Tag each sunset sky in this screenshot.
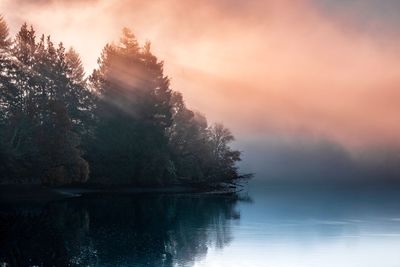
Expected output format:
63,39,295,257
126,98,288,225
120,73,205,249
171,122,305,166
3,0,400,180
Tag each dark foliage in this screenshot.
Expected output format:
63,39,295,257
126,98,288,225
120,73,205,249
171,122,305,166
0,18,243,187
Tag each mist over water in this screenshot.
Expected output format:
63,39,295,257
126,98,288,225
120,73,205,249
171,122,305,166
238,134,400,185
2,186,400,267
196,184,400,267
1,1,400,266
3,0,400,185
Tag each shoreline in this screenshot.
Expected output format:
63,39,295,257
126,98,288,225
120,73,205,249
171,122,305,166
0,184,240,203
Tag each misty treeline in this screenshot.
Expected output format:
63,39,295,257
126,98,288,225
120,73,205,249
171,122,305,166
0,17,243,186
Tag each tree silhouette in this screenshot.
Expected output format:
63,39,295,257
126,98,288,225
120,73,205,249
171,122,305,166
0,18,243,187
0,21,90,184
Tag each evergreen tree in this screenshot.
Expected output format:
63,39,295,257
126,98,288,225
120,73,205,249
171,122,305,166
0,16,12,180
0,20,40,183
39,100,89,185
13,23,36,65
65,47,95,137
65,47,85,84
0,19,244,187
0,15,11,49
0,15,12,123
168,92,210,182
0,22,90,184
89,28,174,185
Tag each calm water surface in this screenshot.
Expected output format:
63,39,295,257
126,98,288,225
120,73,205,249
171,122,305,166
1,185,400,266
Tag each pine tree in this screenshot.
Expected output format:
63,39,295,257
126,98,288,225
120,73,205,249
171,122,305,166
39,100,89,185
0,15,12,181
1,23,91,184
64,47,95,137
65,47,85,84
0,15,11,49
168,92,210,182
13,23,36,65
0,21,243,187
0,22,42,183
89,28,174,185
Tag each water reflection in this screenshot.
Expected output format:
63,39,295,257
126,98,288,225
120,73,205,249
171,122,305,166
3,186,400,267
0,193,243,266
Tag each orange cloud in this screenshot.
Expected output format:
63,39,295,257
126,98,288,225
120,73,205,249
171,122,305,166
2,0,400,150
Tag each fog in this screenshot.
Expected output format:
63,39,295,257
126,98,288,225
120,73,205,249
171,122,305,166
238,134,400,185
3,0,400,183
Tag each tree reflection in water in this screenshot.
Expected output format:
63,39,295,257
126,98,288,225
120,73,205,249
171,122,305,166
0,193,245,266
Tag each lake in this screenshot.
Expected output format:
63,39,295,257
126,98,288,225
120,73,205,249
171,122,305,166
1,184,400,266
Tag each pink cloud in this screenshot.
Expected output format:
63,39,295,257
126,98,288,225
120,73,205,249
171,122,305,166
2,0,400,149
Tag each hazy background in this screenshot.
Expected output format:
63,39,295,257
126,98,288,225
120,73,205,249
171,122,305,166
3,0,400,184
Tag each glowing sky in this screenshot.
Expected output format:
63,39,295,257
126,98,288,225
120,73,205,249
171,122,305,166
2,0,400,151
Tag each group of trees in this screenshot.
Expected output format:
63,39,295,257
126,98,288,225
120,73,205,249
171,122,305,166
0,16,242,186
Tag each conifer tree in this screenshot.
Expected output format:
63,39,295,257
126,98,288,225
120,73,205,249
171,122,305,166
89,28,174,185
0,15,11,49
39,100,89,185
168,92,210,182
1,22,90,184
0,20,243,187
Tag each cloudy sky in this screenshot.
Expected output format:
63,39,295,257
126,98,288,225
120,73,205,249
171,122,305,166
2,0,400,181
